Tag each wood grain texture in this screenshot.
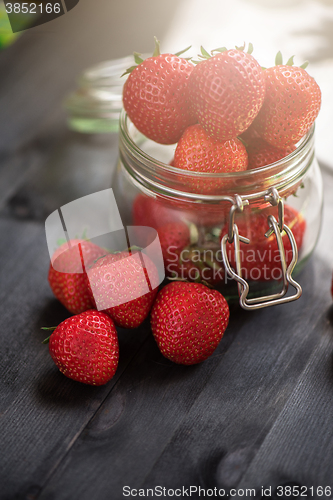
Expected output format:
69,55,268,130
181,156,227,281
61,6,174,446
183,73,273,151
35,171,333,500
0,219,154,500
37,263,332,500
2,131,119,221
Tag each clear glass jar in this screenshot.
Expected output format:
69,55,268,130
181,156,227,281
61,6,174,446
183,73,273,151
112,110,323,309
64,56,134,134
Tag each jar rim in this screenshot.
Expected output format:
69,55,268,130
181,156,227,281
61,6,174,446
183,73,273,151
119,110,315,202
120,110,314,177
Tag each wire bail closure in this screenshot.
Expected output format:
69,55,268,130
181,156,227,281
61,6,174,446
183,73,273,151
221,188,302,310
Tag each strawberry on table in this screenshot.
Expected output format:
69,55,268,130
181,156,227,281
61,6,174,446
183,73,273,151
48,239,106,315
87,250,159,329
48,310,119,386
150,281,229,365
174,123,248,194
188,46,265,142
221,204,306,281
122,38,196,144
251,54,321,148
246,137,296,170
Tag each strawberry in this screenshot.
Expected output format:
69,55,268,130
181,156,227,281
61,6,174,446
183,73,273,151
133,193,227,230
87,250,159,329
122,38,196,144
221,204,306,281
157,221,190,276
188,47,265,142
132,194,183,229
48,239,106,315
246,137,296,170
48,310,119,386
174,124,248,194
251,60,321,148
150,281,229,365
185,203,229,228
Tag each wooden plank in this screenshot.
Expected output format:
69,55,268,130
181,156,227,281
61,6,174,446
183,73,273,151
35,259,331,500
36,311,245,500
138,274,333,496
236,330,333,493
0,149,42,213
0,217,151,499
35,175,333,499
1,131,119,221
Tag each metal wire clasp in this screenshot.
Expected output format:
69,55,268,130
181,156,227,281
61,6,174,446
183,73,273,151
221,189,302,310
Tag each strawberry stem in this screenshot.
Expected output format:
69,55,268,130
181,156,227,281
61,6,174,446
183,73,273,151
235,42,246,51
247,42,254,55
133,52,144,64
286,55,295,66
128,245,142,255
174,45,192,57
42,335,52,344
121,66,137,77
211,47,227,54
275,51,283,65
153,36,160,57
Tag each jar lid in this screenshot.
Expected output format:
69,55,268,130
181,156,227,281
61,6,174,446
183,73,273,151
64,55,135,134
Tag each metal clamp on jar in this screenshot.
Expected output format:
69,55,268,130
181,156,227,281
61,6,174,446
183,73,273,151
112,112,323,310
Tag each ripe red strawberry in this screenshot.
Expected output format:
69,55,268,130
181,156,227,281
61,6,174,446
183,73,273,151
48,310,119,386
150,281,229,365
185,203,229,228
246,137,296,169
132,194,183,229
122,40,196,144
48,239,106,315
188,48,265,141
221,204,306,281
251,64,321,148
87,250,159,328
174,124,248,194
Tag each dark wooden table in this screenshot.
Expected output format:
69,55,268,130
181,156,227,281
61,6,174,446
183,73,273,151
1,2,333,499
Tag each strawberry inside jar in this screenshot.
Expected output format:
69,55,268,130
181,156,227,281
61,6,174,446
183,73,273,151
113,43,323,308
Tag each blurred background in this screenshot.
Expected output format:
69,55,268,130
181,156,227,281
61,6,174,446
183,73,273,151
0,0,332,186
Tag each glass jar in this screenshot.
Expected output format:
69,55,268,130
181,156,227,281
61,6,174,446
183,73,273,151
112,110,323,309
65,56,134,134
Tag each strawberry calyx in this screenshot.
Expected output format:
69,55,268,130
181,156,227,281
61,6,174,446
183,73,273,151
192,42,254,64
41,326,57,344
274,50,308,69
121,37,192,77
